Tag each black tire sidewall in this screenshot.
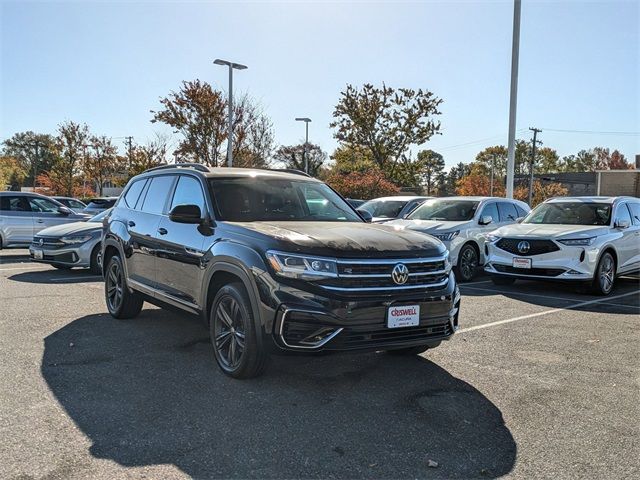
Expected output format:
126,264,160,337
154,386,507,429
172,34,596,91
592,252,615,295
456,244,478,282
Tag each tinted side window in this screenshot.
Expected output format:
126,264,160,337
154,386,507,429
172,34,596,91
480,202,498,222
616,203,632,225
0,196,30,212
69,200,86,209
515,205,528,217
29,197,61,213
497,202,518,222
124,179,147,209
627,203,640,226
170,176,205,213
140,176,175,215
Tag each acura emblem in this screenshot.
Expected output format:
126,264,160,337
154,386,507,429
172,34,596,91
517,241,530,254
391,263,409,285
38,238,44,246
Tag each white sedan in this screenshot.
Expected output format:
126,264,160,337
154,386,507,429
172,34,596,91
484,196,640,295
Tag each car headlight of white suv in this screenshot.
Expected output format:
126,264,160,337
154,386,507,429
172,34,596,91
557,237,596,246
432,230,459,242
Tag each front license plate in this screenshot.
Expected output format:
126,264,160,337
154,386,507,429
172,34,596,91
33,249,43,260
512,257,531,269
387,304,420,328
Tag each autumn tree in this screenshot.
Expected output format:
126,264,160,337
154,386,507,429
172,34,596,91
325,170,400,200
455,173,505,197
594,147,633,170
53,121,91,197
2,132,58,186
330,83,442,172
231,99,275,168
514,180,568,207
0,156,28,190
128,134,170,178
417,149,444,195
273,143,327,177
330,144,376,174
84,136,122,195
561,150,597,172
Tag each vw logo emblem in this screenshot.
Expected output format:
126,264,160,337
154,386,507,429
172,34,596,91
391,263,409,285
517,240,530,254
38,238,44,246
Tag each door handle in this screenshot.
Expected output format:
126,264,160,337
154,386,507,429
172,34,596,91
37,219,44,223
157,228,168,235
128,221,136,227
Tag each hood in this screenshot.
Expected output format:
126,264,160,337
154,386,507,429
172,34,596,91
492,223,610,239
226,221,445,258
384,218,472,234
36,221,101,237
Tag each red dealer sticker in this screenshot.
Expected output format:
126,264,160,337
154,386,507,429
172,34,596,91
387,304,420,328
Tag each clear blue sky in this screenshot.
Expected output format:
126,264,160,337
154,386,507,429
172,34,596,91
1,0,638,168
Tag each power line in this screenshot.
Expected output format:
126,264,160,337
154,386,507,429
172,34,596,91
437,129,528,151
540,128,640,136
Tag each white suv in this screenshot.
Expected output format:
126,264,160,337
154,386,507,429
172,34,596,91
484,196,640,295
385,196,530,281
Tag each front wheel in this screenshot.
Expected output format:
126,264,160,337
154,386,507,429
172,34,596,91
591,252,616,296
455,244,479,282
89,244,102,275
104,254,143,319
210,283,267,379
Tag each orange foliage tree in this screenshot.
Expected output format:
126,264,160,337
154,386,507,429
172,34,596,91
514,181,568,207
325,170,400,200
35,172,95,198
455,174,505,197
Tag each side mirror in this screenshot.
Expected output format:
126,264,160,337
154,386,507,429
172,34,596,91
57,206,72,216
479,215,493,226
169,204,202,224
614,218,630,229
356,208,373,223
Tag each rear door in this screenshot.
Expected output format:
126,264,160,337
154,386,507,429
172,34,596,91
28,196,77,234
155,174,208,311
0,195,34,245
126,175,176,290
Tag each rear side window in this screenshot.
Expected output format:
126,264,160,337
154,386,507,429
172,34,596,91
141,176,175,215
515,205,528,217
497,202,518,222
627,203,640,226
0,196,30,212
479,202,498,222
170,176,205,213
123,179,147,209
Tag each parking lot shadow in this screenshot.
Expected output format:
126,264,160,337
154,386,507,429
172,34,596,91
9,269,101,284
42,310,516,479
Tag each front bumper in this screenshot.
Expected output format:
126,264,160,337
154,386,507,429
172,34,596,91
29,238,99,268
268,272,460,352
484,240,599,281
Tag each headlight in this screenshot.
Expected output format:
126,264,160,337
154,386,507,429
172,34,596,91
431,230,459,242
266,251,338,280
486,234,500,243
60,234,94,244
558,237,596,246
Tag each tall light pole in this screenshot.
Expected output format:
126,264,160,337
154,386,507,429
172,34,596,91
295,117,311,174
506,0,522,198
214,59,248,167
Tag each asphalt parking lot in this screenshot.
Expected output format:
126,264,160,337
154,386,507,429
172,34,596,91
1,248,638,479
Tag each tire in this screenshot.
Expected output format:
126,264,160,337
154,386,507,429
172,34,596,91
210,283,267,379
89,244,102,275
105,254,143,319
591,252,616,296
387,341,441,356
455,244,479,282
491,275,516,286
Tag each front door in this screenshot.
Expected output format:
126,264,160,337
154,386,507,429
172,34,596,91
155,174,209,311
28,196,76,234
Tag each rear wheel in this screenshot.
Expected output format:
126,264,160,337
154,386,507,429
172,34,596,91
455,244,478,282
591,252,615,296
491,275,516,286
105,254,143,319
387,342,441,356
210,283,267,379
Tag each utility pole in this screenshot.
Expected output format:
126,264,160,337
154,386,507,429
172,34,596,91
124,136,134,173
31,140,41,190
528,127,542,206
506,0,522,199
214,59,248,167
490,155,495,197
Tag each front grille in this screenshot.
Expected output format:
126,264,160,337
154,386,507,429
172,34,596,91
496,238,559,256
319,257,449,292
32,236,65,249
493,264,565,277
330,322,453,350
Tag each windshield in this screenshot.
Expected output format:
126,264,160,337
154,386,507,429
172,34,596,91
524,202,612,225
89,208,112,223
360,199,408,218
209,177,362,222
409,199,479,221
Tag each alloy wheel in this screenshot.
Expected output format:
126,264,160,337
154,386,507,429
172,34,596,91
213,296,246,370
106,261,123,312
459,246,478,280
599,255,614,293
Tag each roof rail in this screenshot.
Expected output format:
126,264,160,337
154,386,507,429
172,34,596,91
147,163,210,173
267,168,311,177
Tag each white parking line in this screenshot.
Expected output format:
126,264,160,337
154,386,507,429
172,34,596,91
52,275,101,282
0,265,49,272
458,290,640,334
459,285,584,303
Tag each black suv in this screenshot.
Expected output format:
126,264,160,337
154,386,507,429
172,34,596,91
102,164,460,378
